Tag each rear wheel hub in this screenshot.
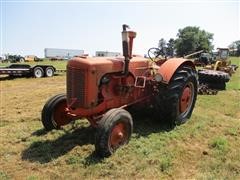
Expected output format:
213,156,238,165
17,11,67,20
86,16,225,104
180,82,194,114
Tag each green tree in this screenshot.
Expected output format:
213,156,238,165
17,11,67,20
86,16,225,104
228,40,240,56
175,26,214,56
158,38,167,56
167,38,175,56
158,38,175,57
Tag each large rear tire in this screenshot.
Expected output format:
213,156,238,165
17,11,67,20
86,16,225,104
155,65,198,126
198,69,230,91
41,94,71,131
198,69,230,83
95,108,133,157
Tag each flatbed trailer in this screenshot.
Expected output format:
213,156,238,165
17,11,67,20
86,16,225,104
0,64,59,78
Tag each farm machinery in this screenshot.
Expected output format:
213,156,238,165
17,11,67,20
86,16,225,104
147,48,229,94
41,25,198,157
203,48,238,75
181,48,238,94
2,54,25,63
0,64,56,78
187,48,237,74
197,48,238,94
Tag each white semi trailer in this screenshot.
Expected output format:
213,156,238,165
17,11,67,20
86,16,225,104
44,48,84,59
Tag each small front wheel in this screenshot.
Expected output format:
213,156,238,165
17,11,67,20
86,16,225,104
95,108,133,157
41,94,71,131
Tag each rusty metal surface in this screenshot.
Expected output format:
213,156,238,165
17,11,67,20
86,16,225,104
158,58,195,83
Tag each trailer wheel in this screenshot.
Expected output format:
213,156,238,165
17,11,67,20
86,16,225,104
45,67,54,77
155,65,198,126
95,108,133,157
19,58,25,63
41,94,71,131
33,67,44,78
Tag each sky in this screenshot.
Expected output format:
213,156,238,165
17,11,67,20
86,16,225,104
0,0,239,58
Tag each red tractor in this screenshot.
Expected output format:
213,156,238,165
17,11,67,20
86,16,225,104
41,25,198,157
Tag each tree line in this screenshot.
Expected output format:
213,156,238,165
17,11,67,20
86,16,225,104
158,26,239,57
228,40,240,56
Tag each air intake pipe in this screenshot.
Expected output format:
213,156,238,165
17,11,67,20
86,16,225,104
122,24,136,75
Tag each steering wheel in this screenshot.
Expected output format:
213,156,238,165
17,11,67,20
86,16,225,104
148,47,161,62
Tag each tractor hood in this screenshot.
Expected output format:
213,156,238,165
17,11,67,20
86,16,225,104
67,56,149,75
68,57,124,73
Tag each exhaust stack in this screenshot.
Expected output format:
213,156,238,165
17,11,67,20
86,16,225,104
122,24,136,75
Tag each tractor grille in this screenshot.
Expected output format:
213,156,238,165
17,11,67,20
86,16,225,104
67,67,86,108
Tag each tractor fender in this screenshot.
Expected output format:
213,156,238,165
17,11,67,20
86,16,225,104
158,58,195,84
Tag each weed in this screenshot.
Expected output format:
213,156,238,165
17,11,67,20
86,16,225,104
210,137,228,151
226,127,239,136
66,155,83,165
26,175,38,180
0,171,10,180
159,155,173,172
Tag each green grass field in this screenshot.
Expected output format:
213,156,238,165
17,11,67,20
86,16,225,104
0,57,239,179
